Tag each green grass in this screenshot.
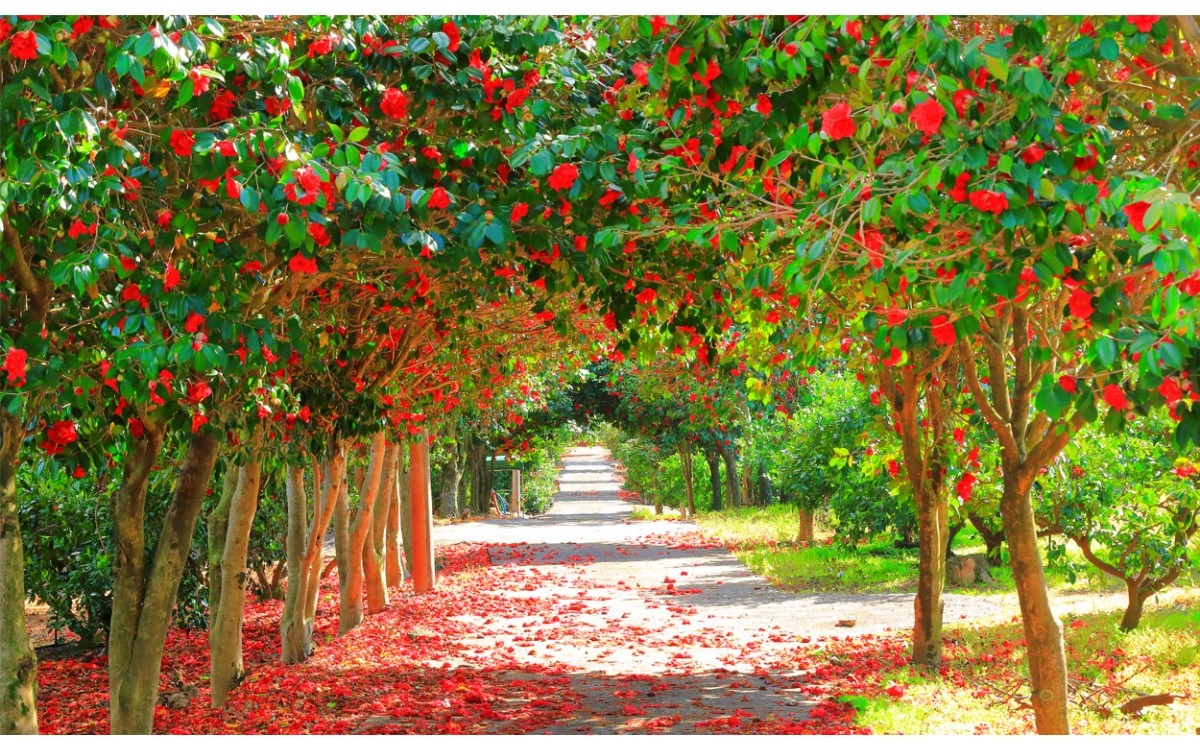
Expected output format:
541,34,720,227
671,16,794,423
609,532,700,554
628,506,682,521
852,597,1200,734
692,505,1198,597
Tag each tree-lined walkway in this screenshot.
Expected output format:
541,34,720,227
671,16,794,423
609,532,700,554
429,446,1001,733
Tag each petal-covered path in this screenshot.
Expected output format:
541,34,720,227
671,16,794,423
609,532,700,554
37,446,997,734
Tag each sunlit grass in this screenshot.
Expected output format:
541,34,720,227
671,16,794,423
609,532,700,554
853,597,1200,734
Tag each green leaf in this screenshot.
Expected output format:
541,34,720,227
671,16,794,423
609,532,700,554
348,126,369,143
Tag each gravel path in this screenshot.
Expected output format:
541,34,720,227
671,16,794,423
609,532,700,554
434,446,1006,638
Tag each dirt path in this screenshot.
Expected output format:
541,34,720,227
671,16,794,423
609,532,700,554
429,446,1005,733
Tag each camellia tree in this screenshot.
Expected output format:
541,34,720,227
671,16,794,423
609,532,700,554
594,14,1200,734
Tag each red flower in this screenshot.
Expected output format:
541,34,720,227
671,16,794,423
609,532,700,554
511,203,529,223
844,20,862,42
191,412,208,432
47,420,78,446
1123,201,1157,232
756,94,772,117
951,89,976,118
380,87,408,119
308,223,331,247
1102,383,1129,411
1059,375,1077,394
3,347,28,387
636,288,657,305
968,189,1008,215
949,172,971,202
163,263,182,292
8,30,38,61
1127,16,1160,33
187,381,212,404
1067,287,1094,319
955,472,977,501
632,62,649,86
547,163,578,192
184,312,206,333
289,253,318,275
168,129,196,157
442,21,461,53
820,102,856,140
68,219,97,239
1159,378,1183,404
428,186,451,209
883,348,902,367
930,315,955,346
1022,144,1046,164
910,98,946,135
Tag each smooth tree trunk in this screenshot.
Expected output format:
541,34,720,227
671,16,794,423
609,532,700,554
399,453,414,572
206,470,240,633
797,507,815,543
438,427,463,518
0,411,37,734
999,470,1069,733
109,429,220,735
385,454,405,587
718,443,741,508
340,433,387,634
209,457,263,707
678,445,695,519
969,512,1006,567
364,442,399,615
706,451,722,511
280,445,347,664
409,433,435,593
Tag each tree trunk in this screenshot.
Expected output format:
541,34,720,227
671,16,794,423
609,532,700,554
797,507,815,543
438,427,463,518
968,511,1006,567
109,430,219,734
999,469,1070,734
410,433,435,594
1121,581,1149,631
209,457,263,707
718,443,741,508
0,411,37,734
758,462,771,506
706,451,722,511
340,432,386,634
281,444,347,664
911,491,949,666
399,453,414,572
945,522,964,559
280,465,309,664
678,445,695,519
365,442,398,615
206,469,239,636
386,451,405,586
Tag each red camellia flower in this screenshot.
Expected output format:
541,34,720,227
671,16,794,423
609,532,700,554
955,472,977,501
1022,144,1046,164
163,263,182,292
1067,287,1094,319
187,381,213,404
3,347,28,387
1159,377,1183,404
511,202,529,223
8,30,38,61
289,253,318,275
428,186,451,209
169,129,196,157
632,62,649,86
1127,16,1160,33
930,315,955,346
757,94,772,117
1059,375,1077,394
442,21,461,52
636,288,657,305
191,412,208,432
909,98,946,135
820,102,856,140
380,87,408,119
128,417,145,438
968,189,1009,214
308,223,331,247
47,420,78,446
1122,201,1156,232
949,172,971,202
1102,383,1129,410
547,163,579,192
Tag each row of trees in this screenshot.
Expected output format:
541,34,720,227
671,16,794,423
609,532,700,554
3,14,1199,735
